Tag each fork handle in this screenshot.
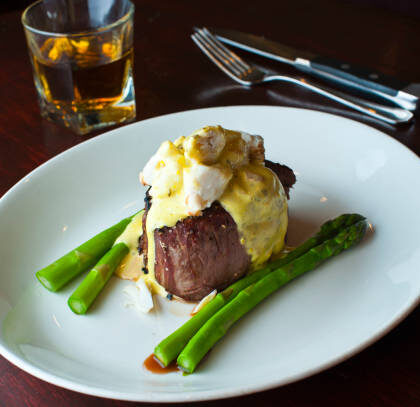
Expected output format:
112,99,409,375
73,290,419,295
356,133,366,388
263,75,413,125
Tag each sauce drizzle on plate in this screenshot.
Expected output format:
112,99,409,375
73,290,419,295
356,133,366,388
143,354,180,374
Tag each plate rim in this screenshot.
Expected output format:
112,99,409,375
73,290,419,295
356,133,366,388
1,105,419,402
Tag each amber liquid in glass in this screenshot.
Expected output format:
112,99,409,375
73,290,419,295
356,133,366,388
31,40,135,134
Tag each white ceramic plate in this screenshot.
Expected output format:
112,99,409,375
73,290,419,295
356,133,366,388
1,106,420,402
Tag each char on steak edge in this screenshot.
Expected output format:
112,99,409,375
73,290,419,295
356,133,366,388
139,161,295,301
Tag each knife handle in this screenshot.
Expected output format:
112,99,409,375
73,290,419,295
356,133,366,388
309,56,409,97
264,74,413,125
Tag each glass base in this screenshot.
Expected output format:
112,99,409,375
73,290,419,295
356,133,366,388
38,77,136,136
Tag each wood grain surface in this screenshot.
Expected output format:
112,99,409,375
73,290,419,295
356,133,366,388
1,0,420,406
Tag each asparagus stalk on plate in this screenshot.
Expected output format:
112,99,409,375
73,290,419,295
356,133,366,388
154,213,366,367
68,242,129,314
67,209,145,314
36,212,139,292
176,218,367,373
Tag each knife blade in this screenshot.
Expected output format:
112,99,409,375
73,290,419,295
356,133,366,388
211,28,419,111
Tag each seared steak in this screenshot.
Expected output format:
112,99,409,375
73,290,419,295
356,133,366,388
264,160,296,199
156,203,250,300
139,162,296,301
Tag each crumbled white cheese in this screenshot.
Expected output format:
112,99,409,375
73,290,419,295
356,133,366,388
184,163,231,215
123,278,154,314
184,127,226,165
139,126,266,216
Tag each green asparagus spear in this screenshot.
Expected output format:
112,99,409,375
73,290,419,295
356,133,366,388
176,219,367,373
36,213,138,292
67,242,129,314
154,213,365,367
269,213,365,269
154,267,276,366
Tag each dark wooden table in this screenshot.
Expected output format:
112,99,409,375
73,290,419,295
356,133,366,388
1,1,420,406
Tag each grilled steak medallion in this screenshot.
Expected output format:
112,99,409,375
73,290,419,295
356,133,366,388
139,162,295,301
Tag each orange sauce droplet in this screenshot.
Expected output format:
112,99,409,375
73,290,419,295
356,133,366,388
143,354,180,374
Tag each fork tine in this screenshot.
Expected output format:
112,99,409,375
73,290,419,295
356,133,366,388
201,28,250,72
191,33,243,83
196,28,249,74
193,30,244,77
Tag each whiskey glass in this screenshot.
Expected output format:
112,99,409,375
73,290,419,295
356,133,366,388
22,0,135,135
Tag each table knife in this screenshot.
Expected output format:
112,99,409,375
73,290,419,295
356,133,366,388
211,28,419,111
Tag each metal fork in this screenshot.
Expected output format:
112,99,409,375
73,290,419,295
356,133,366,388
191,28,413,125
